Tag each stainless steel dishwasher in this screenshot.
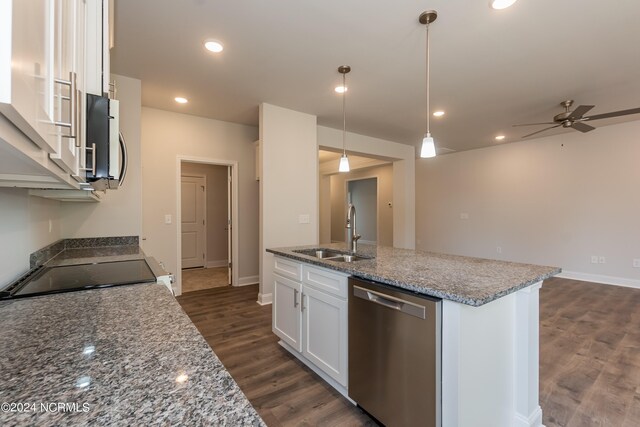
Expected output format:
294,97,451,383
349,277,441,427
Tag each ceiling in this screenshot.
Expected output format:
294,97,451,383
111,0,640,154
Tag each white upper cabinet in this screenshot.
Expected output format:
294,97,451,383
0,0,59,153
49,0,85,176
0,0,110,192
85,0,110,96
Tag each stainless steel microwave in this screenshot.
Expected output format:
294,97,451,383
86,94,127,190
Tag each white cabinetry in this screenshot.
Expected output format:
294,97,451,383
0,0,110,194
0,0,59,153
272,257,349,390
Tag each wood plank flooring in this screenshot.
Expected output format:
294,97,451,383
539,277,640,427
177,284,375,426
178,278,640,427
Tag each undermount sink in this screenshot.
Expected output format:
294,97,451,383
293,248,373,263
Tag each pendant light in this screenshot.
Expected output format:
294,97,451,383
338,65,351,172
419,11,437,158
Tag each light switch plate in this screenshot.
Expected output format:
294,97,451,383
298,214,310,224
165,214,172,224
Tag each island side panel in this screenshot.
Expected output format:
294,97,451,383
442,282,544,427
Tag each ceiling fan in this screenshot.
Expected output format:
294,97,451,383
513,100,640,138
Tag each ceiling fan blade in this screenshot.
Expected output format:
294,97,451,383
571,121,596,133
521,124,562,138
512,122,556,127
569,105,594,120
583,107,640,121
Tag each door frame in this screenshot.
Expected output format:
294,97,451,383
180,173,207,269
176,156,238,295
344,176,379,245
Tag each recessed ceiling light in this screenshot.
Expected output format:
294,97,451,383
490,0,518,10
335,86,347,93
433,111,445,117
174,97,188,104
204,40,224,53
495,135,506,141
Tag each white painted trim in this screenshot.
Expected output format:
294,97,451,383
256,292,272,305
556,271,640,289
206,260,228,268
176,156,239,296
237,275,259,286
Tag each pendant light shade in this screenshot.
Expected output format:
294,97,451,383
338,65,351,172
419,11,438,158
339,154,350,172
420,133,436,158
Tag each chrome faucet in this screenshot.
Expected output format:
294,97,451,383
346,203,362,253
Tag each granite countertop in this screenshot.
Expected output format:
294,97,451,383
45,246,147,267
0,284,264,426
267,243,561,306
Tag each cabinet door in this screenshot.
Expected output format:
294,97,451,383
302,285,348,386
0,0,58,153
273,275,302,352
49,0,82,175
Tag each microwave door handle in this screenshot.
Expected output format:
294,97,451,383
118,132,128,187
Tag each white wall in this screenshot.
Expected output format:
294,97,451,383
317,125,415,249
416,120,640,287
181,162,228,266
141,107,259,290
326,164,394,246
0,189,61,284
61,74,142,238
260,103,318,304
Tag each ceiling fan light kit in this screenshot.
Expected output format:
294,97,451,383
513,99,640,139
419,10,438,159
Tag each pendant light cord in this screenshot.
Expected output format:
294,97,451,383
342,72,347,155
426,21,430,135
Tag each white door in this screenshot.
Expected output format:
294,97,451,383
181,175,206,269
302,285,348,386
227,167,232,284
273,275,302,352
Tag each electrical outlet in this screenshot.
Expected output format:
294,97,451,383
496,246,502,254
633,259,640,268
591,256,598,264
460,213,469,220
164,214,172,224
598,256,606,264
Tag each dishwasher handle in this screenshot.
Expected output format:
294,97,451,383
353,285,426,319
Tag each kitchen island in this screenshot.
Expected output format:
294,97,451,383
267,243,560,427
0,284,264,427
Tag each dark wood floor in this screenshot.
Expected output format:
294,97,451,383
177,284,375,426
539,277,640,427
178,278,640,427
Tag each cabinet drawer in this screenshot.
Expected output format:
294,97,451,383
273,256,302,281
302,265,348,298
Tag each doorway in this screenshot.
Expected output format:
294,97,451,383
347,178,377,244
179,160,233,293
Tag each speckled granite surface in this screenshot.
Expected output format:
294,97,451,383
46,246,146,267
267,244,560,307
30,237,139,268
0,284,264,426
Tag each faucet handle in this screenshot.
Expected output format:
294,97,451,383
354,234,362,241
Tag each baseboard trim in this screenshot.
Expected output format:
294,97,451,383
257,292,272,305
556,271,640,289
237,275,259,286
206,260,228,268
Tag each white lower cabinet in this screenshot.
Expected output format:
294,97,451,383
272,257,349,388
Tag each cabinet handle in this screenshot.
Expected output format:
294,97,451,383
293,289,299,308
54,72,77,141
301,292,306,312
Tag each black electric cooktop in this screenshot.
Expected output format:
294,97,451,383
1,260,156,299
